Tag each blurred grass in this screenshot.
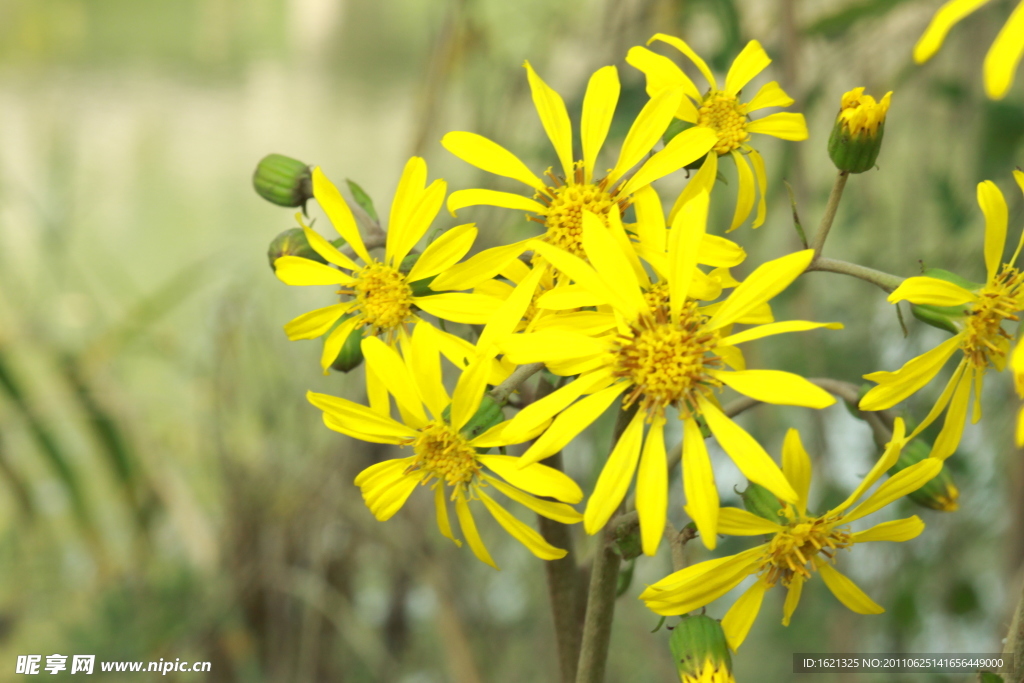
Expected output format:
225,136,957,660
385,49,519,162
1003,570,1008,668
0,0,1021,681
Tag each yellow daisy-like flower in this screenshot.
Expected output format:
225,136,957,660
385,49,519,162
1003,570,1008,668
442,61,717,259
836,88,892,138
307,323,583,569
274,157,516,371
628,34,809,231
642,423,940,650
914,0,1024,99
500,193,840,555
859,172,1024,460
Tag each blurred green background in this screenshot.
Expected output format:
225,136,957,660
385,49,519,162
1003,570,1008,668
0,0,1022,680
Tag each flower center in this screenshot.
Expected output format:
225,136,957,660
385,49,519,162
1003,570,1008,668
697,92,749,155
611,302,721,418
962,266,1023,369
533,165,627,258
407,420,480,489
350,261,414,332
759,515,850,587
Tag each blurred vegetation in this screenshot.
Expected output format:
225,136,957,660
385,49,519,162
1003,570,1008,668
0,0,1021,681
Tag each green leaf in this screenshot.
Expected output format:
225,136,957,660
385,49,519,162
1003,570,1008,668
346,179,379,222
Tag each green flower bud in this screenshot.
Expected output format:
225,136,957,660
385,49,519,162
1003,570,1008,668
328,316,365,373
669,615,734,683
828,88,892,174
888,439,959,511
740,482,784,522
910,268,982,334
253,154,313,208
267,227,326,271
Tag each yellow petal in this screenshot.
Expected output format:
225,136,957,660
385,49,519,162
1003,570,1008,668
929,366,975,461
387,156,427,238
524,61,574,178
619,126,718,196
535,285,604,310
476,264,546,353
728,150,756,232
312,167,372,263
407,224,478,283
583,410,646,534
363,469,423,521
636,416,668,556
283,302,352,340
699,396,798,503
979,180,1009,280
434,484,462,546
748,147,768,229
531,240,642,319
500,330,608,365
649,33,717,90
505,369,616,440
669,190,710,323
365,360,390,416
275,256,353,286
682,415,720,549
887,276,977,306
716,507,784,535
706,249,813,330
446,189,547,218
609,86,685,183
715,369,835,409
985,1,1024,98
455,494,498,569
859,334,963,410
721,578,769,651
625,45,701,102
782,575,804,626
631,184,667,253
429,239,532,292
442,131,545,191
581,211,647,313
414,292,505,325
389,178,446,267
699,233,746,268
320,315,361,373
782,428,812,515
905,360,969,442
478,455,583,503
746,80,795,112
643,547,765,616
722,320,843,347
478,489,567,560
483,475,583,524
409,322,449,419
851,516,925,544
361,336,427,426
521,382,627,467
817,563,884,615
745,112,809,141
828,418,907,516
450,355,491,432
309,390,417,441
725,40,771,95
581,65,621,182
847,461,942,523
302,225,359,270
913,0,991,63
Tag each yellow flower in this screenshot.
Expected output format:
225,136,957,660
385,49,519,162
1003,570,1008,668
500,192,840,555
641,424,940,650
307,323,583,569
914,0,1024,99
836,88,892,138
274,158,519,371
442,61,717,259
681,661,736,683
859,172,1024,460
628,35,808,231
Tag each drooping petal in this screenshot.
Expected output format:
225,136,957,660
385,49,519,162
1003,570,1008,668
782,428,812,515
782,575,804,626
619,126,718,196
682,415,720,548
721,578,769,651
706,249,814,330
483,476,583,524
979,180,1010,280
913,0,991,63
928,366,975,461
360,336,427,426
846,461,943,522
748,147,768,228
274,256,353,286
524,61,574,178
859,334,963,410
581,65,621,182
728,150,756,232
446,189,547,218
407,224,478,283
887,276,978,306
745,112,809,140
985,2,1024,99
722,321,843,347
725,40,771,95
434,484,462,546
850,516,925,544
478,489,567,560
905,360,969,442
636,416,668,556
828,418,907,516
442,131,546,191
455,494,498,569
478,454,583,503
312,167,372,263
583,410,646,534
817,563,884,614
649,33,718,90
283,302,352,340
715,369,835,408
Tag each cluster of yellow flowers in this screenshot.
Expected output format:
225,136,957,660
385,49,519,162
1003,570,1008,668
261,8,1024,678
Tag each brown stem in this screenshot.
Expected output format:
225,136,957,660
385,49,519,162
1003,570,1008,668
490,362,545,405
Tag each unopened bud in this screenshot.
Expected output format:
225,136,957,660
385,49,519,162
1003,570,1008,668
253,154,313,208
828,88,892,173
328,316,365,373
740,482,784,522
888,439,959,511
268,227,326,271
669,615,735,683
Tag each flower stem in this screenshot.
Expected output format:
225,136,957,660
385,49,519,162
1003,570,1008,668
489,362,545,405
805,256,905,293
575,406,637,683
1002,576,1024,683
811,170,849,260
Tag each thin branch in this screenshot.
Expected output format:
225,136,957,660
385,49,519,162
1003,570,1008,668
810,170,848,260
489,362,545,405
664,521,696,573
805,256,905,293
1003,572,1024,683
